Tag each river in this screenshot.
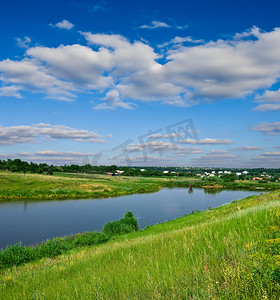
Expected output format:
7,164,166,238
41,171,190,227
0,187,265,249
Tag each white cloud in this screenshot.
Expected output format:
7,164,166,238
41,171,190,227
254,104,280,111
0,123,103,145
235,146,263,151
255,89,280,103
208,149,230,154
180,138,233,145
50,20,74,30
15,36,31,49
126,141,203,155
94,89,134,110
3,27,280,109
254,85,280,111
109,155,174,166
191,153,238,167
251,122,280,135
26,44,113,90
159,36,204,48
106,134,113,139
0,58,76,100
140,21,171,29
0,85,22,98
0,150,101,165
251,152,280,167
261,152,280,156
147,133,182,139
34,150,96,157
89,1,106,12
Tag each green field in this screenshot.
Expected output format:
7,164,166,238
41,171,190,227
0,171,279,201
1,190,280,299
0,171,165,201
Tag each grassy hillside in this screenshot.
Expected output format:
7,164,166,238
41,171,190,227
0,171,279,201
1,191,280,299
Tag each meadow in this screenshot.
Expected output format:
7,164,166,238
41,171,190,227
0,171,279,201
1,190,280,299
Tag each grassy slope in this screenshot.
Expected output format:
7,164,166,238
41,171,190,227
0,171,279,201
1,191,280,299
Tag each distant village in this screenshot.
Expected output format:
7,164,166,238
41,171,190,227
0,158,279,182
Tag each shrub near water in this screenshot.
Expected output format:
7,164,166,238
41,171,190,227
102,211,139,236
0,212,139,269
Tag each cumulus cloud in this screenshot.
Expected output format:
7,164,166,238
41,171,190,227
251,122,280,135
26,44,112,91
0,58,76,101
180,138,233,145
3,27,280,109
0,123,103,145
140,21,171,29
50,20,74,30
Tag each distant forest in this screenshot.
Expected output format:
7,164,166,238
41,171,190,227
0,158,280,179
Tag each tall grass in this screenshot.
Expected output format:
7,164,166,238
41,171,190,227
1,191,280,299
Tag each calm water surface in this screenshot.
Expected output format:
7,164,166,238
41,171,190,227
0,188,264,248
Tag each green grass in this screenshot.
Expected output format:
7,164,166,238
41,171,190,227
0,171,279,201
1,190,280,299
0,171,163,201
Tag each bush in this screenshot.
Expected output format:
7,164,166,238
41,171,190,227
0,244,36,268
72,232,109,246
102,211,139,236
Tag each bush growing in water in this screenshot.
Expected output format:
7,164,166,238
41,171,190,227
102,211,139,236
0,211,138,270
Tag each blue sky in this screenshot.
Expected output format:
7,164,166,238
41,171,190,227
0,0,280,168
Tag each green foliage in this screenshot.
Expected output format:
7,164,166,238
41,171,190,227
203,175,223,183
102,211,139,236
220,173,237,182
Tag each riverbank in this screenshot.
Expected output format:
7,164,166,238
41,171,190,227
0,171,279,201
1,190,280,298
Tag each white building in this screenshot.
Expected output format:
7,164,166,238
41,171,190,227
116,170,124,174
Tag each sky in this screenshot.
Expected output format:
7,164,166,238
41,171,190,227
0,0,280,168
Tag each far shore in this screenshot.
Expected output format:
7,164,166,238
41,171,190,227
0,171,279,202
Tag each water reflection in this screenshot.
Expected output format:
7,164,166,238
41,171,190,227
203,188,224,195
